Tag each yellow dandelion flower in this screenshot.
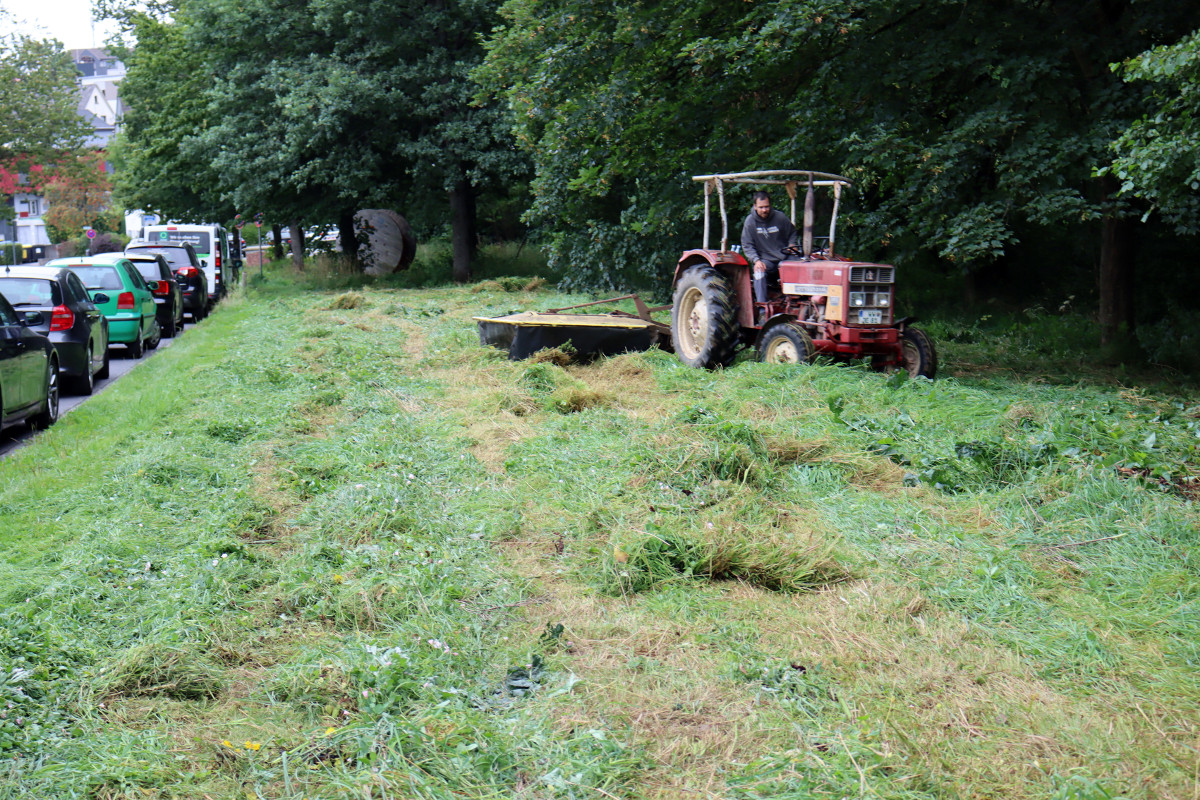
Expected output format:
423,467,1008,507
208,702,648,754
222,740,234,748
325,726,338,737
332,574,344,584
244,740,261,751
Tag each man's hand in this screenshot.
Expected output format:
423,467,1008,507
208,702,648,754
753,260,766,276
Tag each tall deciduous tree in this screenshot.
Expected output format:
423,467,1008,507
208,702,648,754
0,34,88,161
107,7,234,223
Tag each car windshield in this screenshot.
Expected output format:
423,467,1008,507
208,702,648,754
67,265,124,290
148,230,210,253
128,247,191,270
128,260,162,281
0,277,62,307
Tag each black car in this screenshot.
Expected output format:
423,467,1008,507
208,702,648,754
98,252,184,338
0,267,110,395
0,292,58,432
125,241,207,321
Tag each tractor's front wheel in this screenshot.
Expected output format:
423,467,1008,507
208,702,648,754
672,266,739,368
900,327,938,379
758,322,815,364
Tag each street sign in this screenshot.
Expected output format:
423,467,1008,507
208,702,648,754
86,229,97,240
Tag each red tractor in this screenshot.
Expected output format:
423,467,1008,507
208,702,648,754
671,170,937,377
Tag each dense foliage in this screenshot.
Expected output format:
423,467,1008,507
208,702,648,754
480,0,1200,345
1109,31,1200,234
107,0,523,279
0,33,88,162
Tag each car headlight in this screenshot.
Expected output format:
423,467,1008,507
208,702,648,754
877,293,890,307
850,292,866,307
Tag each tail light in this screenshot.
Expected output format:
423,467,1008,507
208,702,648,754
117,291,135,310
215,253,221,269
177,267,199,278
50,304,74,331
151,281,170,296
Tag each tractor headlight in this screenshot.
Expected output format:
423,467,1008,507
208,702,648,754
877,293,890,307
850,292,866,307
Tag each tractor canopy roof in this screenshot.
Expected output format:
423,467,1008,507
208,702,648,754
692,170,852,254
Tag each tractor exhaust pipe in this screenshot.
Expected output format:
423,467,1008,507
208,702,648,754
802,178,815,259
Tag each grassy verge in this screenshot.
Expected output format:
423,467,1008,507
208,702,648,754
0,262,1197,799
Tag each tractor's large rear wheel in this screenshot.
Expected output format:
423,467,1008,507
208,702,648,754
758,322,815,364
672,266,739,368
900,327,938,379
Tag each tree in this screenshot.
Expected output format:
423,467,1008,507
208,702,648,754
0,29,91,229
42,152,119,242
106,7,234,224
1108,30,1200,235
106,0,524,279
0,33,89,161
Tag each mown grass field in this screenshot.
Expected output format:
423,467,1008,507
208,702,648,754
0,258,1197,800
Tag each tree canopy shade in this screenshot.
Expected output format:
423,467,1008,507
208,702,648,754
107,0,523,278
1108,30,1200,235
480,0,1200,343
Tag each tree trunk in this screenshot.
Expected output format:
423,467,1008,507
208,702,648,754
1097,211,1135,349
449,176,476,283
289,219,305,271
271,225,284,261
338,209,358,267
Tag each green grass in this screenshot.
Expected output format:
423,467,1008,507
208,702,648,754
0,259,1197,798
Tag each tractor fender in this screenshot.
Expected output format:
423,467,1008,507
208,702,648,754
673,250,754,326
672,249,749,288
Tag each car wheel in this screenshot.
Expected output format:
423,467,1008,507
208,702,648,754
96,346,110,380
31,361,59,429
163,311,177,338
128,330,144,359
71,345,95,395
146,320,162,350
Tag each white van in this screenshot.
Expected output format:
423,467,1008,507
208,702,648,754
142,224,230,303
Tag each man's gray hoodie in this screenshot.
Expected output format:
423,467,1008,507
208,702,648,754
740,208,798,266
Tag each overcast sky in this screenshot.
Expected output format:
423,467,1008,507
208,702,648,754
2,0,120,50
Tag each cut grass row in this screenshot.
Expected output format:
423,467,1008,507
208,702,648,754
0,267,1196,799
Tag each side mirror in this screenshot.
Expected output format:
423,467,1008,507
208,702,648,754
92,293,110,304
22,311,45,326
201,260,208,268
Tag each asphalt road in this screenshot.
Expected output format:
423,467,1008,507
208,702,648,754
0,333,176,458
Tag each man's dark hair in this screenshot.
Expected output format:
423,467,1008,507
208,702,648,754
751,191,771,203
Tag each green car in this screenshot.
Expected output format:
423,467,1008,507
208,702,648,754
44,258,161,358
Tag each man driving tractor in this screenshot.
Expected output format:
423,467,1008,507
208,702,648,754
740,191,798,303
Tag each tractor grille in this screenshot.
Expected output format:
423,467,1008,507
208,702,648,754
847,281,894,325
850,266,893,283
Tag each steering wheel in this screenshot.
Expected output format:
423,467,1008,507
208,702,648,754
781,245,804,257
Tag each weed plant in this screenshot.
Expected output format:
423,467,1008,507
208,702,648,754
0,262,1196,798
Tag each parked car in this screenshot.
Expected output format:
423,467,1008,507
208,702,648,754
0,267,110,394
43,257,160,358
141,223,230,304
125,241,208,321
0,292,58,432
95,252,184,338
